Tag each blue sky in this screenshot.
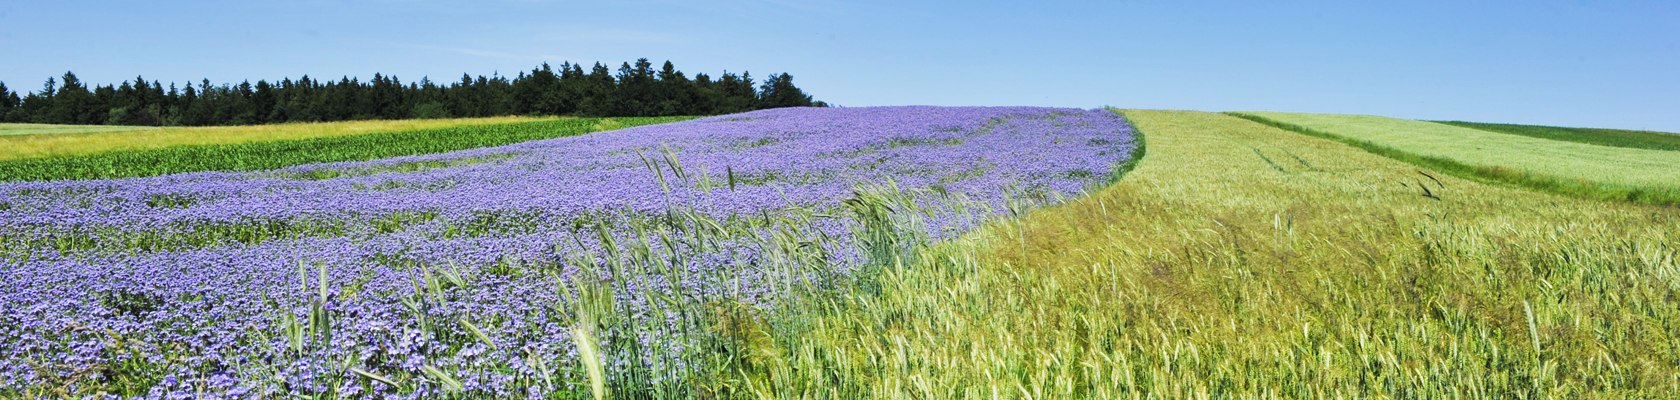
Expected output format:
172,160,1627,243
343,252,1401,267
2,0,1676,131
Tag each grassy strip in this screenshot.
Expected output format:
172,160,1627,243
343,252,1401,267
723,110,1680,397
1229,112,1680,206
0,116,549,161
0,117,691,181
1437,120,1680,152
0,123,158,136
1104,111,1148,184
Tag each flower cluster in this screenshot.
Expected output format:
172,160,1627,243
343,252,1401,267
0,106,1135,398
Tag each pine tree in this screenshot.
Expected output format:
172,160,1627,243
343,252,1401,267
579,63,617,116
0,59,818,125
690,73,720,115
758,73,814,109
163,83,181,125
50,71,98,124
0,81,17,122
41,76,57,98
613,59,657,116
147,79,167,124
654,60,695,116
716,72,757,113
253,80,277,124
532,62,566,115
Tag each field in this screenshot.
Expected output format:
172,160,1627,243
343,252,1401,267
1,106,1677,398
0,117,686,181
1437,120,1680,151
721,110,1680,398
0,123,159,137
1233,112,1680,205
0,106,1136,398
0,117,547,161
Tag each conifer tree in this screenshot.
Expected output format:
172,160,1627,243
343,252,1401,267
758,73,814,109
1,59,821,125
50,72,97,124
0,81,17,122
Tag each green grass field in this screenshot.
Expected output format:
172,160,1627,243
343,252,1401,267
1231,112,1680,205
1438,120,1680,152
0,123,160,136
719,109,1680,398
0,116,547,161
0,117,690,181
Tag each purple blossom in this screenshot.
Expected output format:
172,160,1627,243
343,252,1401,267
0,106,1135,397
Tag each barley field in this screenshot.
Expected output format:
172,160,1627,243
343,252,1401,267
1435,120,1680,152
1233,112,1680,205
712,109,1680,398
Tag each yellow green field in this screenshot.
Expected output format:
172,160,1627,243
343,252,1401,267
0,123,160,136
0,116,682,181
1231,112,1680,205
0,116,549,161
1436,120,1680,152
726,110,1680,398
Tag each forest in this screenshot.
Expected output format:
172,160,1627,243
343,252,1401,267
0,58,820,126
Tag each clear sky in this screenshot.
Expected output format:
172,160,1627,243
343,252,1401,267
2,0,1676,131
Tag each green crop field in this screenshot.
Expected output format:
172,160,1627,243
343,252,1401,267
5,2,1670,397
0,116,549,161
0,116,689,181
1231,112,1680,205
1438,120,1680,152
720,110,1680,398
0,123,159,136
3,108,1677,398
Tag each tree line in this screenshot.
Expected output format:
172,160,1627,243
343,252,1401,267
0,58,821,126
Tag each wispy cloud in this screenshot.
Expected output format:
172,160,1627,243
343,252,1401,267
407,44,568,63
747,0,855,14
539,27,695,46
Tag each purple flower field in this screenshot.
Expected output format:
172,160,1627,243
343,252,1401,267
0,106,1135,398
